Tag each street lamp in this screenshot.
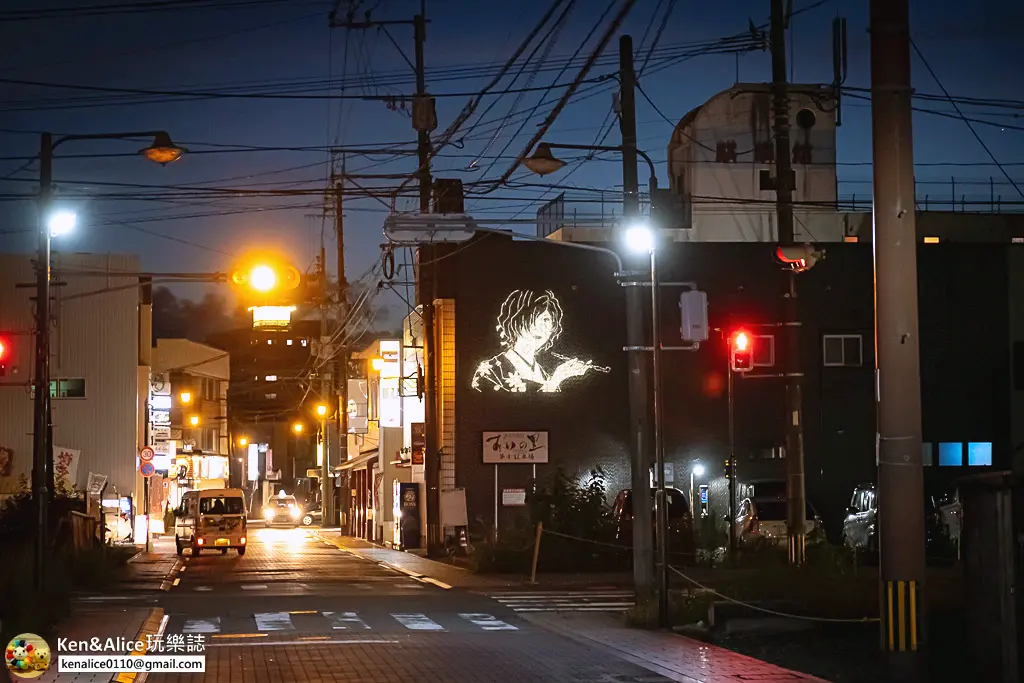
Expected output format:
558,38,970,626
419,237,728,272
179,391,192,405
292,422,304,434
690,462,705,519
238,436,248,447
189,415,200,427
248,265,278,293
315,403,329,418
47,210,76,237
32,129,184,594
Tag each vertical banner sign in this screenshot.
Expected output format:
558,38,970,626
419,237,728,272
411,423,425,465
52,446,81,492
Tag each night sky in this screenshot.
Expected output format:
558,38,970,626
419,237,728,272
1,0,1021,327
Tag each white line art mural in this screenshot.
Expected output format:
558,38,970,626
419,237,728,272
471,289,610,393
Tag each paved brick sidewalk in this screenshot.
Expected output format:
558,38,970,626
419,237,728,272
524,611,831,683
37,607,165,683
117,538,182,591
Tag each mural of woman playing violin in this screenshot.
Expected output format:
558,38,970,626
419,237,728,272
471,289,610,393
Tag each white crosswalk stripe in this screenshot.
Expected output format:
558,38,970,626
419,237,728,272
254,612,295,631
459,613,518,631
182,618,220,634
323,611,370,630
489,591,634,612
390,613,444,630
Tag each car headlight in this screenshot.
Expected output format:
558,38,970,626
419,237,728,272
263,508,273,520
290,507,301,519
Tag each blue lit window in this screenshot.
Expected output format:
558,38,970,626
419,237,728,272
938,442,963,467
967,442,992,466
922,442,933,467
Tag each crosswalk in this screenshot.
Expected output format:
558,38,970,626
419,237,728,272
176,611,518,635
488,590,635,613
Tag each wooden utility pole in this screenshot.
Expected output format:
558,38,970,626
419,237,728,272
769,0,807,567
329,179,349,528
870,0,926,679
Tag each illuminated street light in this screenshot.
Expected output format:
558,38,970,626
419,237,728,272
315,403,328,418
47,210,76,237
624,222,655,253
139,132,186,165
248,265,277,293
292,422,304,434
179,391,192,404
238,436,248,447
371,358,385,372
189,415,200,427
692,463,706,477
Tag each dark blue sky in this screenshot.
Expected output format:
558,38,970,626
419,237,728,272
1,0,1021,321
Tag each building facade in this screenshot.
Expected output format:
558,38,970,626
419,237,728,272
0,253,143,512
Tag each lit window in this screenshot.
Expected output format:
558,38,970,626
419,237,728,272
267,339,273,345
967,442,992,466
265,375,278,382
301,339,308,347
923,236,940,244
265,393,277,400
286,339,293,346
938,442,963,467
922,442,933,467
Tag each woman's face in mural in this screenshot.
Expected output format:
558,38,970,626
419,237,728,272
527,310,555,348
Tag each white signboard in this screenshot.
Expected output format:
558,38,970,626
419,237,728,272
482,431,549,464
149,394,172,411
150,373,170,396
53,446,81,492
502,488,527,506
150,409,171,426
151,425,171,441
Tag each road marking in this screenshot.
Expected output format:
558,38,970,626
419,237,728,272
323,611,370,630
508,606,633,612
207,639,398,648
240,584,268,591
172,578,180,587
182,618,220,634
211,634,267,640
459,613,518,631
289,610,318,615
420,577,452,590
391,613,444,631
254,612,295,631
195,586,213,592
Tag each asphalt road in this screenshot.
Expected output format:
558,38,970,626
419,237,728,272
148,527,670,683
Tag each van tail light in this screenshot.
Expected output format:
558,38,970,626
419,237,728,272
197,538,205,545
240,537,246,545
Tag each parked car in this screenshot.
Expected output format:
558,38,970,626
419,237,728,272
841,483,951,558
263,492,301,527
733,497,825,547
612,487,695,562
300,506,321,527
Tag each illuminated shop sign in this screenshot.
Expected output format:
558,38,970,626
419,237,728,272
471,290,609,393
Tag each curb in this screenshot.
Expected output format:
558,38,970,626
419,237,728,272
110,607,168,683
158,558,185,592
311,530,453,590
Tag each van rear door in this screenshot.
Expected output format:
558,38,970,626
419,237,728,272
198,494,247,547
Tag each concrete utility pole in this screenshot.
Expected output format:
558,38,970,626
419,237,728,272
870,0,926,678
33,133,54,593
769,0,807,567
323,179,349,529
318,242,332,523
618,35,656,610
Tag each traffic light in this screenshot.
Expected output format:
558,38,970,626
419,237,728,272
730,329,754,373
0,337,7,376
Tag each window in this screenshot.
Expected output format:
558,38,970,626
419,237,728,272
265,375,278,382
199,496,245,515
267,339,273,345
286,339,293,346
300,339,308,347
265,393,277,400
753,334,775,367
967,442,992,466
922,442,934,466
823,334,863,367
52,378,86,399
938,442,963,467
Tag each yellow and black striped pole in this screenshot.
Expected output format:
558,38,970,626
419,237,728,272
882,579,920,653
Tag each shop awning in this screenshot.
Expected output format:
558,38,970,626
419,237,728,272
334,450,378,472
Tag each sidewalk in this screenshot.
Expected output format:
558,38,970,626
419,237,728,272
39,607,166,683
525,610,831,683
112,538,182,592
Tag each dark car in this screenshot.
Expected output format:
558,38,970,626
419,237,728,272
612,487,695,563
841,483,952,559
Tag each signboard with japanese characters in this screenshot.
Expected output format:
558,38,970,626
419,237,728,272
150,409,171,426
482,431,549,464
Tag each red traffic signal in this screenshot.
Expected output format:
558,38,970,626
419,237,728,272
0,338,8,377
730,330,754,373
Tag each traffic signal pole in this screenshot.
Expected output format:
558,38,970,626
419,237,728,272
769,0,807,567
870,0,926,678
618,34,656,614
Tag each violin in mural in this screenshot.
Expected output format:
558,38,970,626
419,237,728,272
471,289,609,393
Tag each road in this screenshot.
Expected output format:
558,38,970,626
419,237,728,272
149,526,670,683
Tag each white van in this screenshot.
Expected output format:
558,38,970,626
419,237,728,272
174,488,248,556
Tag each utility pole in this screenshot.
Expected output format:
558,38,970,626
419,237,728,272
318,241,331,525
33,133,54,593
870,0,926,678
333,181,348,525
618,34,656,612
769,0,807,567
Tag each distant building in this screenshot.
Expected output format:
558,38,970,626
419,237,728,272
0,253,144,512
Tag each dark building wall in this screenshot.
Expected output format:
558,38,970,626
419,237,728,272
433,237,1014,536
